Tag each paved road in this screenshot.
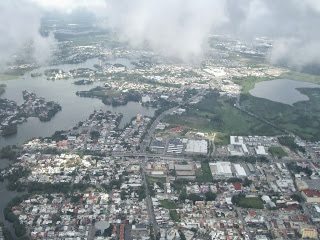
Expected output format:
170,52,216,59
140,107,179,153
141,158,160,238
140,90,207,153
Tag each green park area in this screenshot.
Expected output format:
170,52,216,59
240,88,320,141
229,70,320,141
160,199,178,209
169,210,180,222
232,194,264,209
280,71,320,85
214,132,230,145
164,91,281,136
268,146,288,158
160,199,181,222
196,161,213,183
232,76,275,93
231,71,320,94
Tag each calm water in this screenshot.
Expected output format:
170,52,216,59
0,59,155,147
249,79,320,105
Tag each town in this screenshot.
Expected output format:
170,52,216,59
0,14,320,240
0,91,61,137
1,103,320,239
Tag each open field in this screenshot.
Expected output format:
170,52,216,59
268,146,288,158
240,88,320,141
196,162,213,183
232,195,264,209
280,71,320,85
237,197,264,209
231,70,320,94
164,91,281,136
160,199,178,209
147,176,166,184
232,76,275,93
169,210,180,222
214,132,230,145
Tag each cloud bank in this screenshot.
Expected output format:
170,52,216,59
104,0,320,67
105,0,228,61
0,1,56,66
224,0,320,69
1,0,320,69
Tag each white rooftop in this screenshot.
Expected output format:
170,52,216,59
234,164,247,177
185,140,208,154
255,146,267,155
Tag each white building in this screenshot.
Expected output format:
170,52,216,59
229,136,248,156
234,164,247,177
209,162,233,178
185,140,208,154
255,146,267,155
230,136,244,145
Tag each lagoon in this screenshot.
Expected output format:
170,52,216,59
249,79,320,105
0,59,155,147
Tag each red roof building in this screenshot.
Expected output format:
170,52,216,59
232,182,242,191
301,189,320,203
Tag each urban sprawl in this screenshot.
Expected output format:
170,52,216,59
1,35,320,240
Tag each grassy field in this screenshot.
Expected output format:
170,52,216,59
231,70,320,94
233,195,264,209
160,199,178,209
147,176,166,184
240,88,320,141
214,132,230,145
238,197,264,209
280,71,320,85
268,146,288,158
196,162,213,183
164,91,281,137
232,76,275,93
169,210,180,222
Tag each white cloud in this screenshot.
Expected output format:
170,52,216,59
0,1,55,66
105,0,228,61
30,0,107,15
1,0,320,68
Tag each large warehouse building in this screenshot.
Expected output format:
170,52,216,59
185,140,208,154
209,162,233,179
234,164,247,177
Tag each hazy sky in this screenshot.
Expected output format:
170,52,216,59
1,0,320,67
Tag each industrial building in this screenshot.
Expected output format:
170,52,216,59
209,162,233,179
233,164,247,177
150,138,166,153
167,138,184,154
185,139,208,154
230,136,244,145
255,146,267,155
229,136,249,156
175,164,196,180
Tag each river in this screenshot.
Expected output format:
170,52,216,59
0,58,155,147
